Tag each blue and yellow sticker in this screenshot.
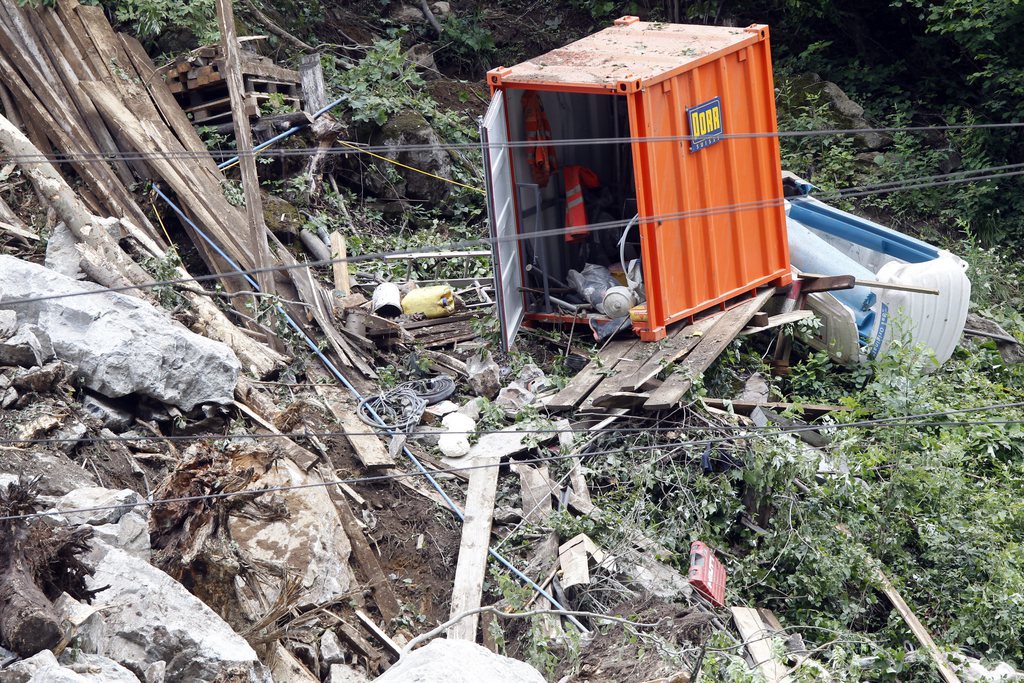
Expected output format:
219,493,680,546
687,97,724,152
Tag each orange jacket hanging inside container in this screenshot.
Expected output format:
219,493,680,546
563,165,599,242
521,91,557,187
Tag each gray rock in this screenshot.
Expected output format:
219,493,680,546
320,629,346,665
430,1,451,18
0,326,50,367
91,510,150,560
373,640,545,683
80,393,135,431
330,663,370,683
83,542,270,682
457,397,487,421
0,309,17,339
54,592,107,655
0,450,96,496
367,111,452,202
50,487,144,526
405,44,437,73
1,386,16,408
59,653,141,682
466,351,500,399
495,382,535,414
388,4,424,24
45,223,85,280
0,256,240,409
735,372,769,403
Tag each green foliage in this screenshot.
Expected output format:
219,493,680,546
442,12,497,71
141,246,186,309
101,0,218,43
326,39,426,126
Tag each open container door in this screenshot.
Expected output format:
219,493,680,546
481,90,524,351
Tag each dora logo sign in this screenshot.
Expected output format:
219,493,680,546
687,97,724,152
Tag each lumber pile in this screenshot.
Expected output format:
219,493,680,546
0,0,371,383
157,42,303,126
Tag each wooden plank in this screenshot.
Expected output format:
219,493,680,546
321,470,402,625
581,339,657,411
835,526,961,683
448,457,500,642
511,463,554,523
315,385,394,469
644,290,775,410
739,310,815,336
217,0,274,295
627,313,723,391
118,33,222,177
330,231,351,295
545,340,634,411
731,607,791,683
355,609,401,657
299,52,327,113
700,398,848,418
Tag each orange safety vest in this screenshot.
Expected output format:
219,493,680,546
522,91,556,188
563,165,600,242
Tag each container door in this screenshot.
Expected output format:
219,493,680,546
481,90,524,351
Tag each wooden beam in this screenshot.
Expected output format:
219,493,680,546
216,0,274,295
448,457,500,642
330,231,351,295
731,607,791,683
299,52,327,113
643,290,775,410
627,312,722,391
545,340,635,411
315,384,393,469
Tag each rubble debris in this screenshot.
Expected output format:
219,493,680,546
0,324,52,368
0,256,240,410
466,350,500,398
48,487,143,527
558,533,607,589
0,649,142,683
0,310,16,338
375,639,545,683
79,393,135,432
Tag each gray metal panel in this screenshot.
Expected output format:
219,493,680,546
481,91,524,351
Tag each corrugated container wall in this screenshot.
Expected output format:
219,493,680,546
485,18,791,344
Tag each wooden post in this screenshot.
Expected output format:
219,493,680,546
216,0,275,295
331,231,351,295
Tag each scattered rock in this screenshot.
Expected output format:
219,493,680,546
457,397,487,421
466,351,500,398
790,74,887,150
367,110,452,202
262,192,304,234
373,639,545,683
422,399,459,425
80,393,135,431
12,360,70,394
0,255,240,410
269,643,319,683
388,4,424,24
0,310,16,339
54,592,107,655
0,451,96,496
0,649,141,683
409,425,445,447
430,1,451,19
458,420,555,463
329,663,370,683
320,629,345,666
91,510,150,560
494,382,535,414
60,652,142,683
438,412,476,459
82,542,271,682
49,487,144,526
405,44,437,73
0,326,51,367
735,372,769,403
44,222,85,280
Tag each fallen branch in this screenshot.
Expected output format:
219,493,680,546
239,0,316,52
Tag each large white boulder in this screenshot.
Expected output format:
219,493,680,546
83,542,270,682
0,255,239,409
373,640,545,683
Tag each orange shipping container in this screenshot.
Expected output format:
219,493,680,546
481,18,792,348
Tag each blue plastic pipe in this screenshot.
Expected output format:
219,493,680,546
151,186,589,634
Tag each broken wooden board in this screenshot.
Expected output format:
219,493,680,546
644,289,776,410
511,463,554,524
732,606,791,683
738,309,815,336
448,456,500,642
581,339,659,412
545,339,635,411
444,420,556,468
558,533,607,589
628,312,723,391
701,398,848,418
315,385,393,469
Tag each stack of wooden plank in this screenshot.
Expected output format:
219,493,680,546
158,43,302,125
0,0,371,383
547,289,776,412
